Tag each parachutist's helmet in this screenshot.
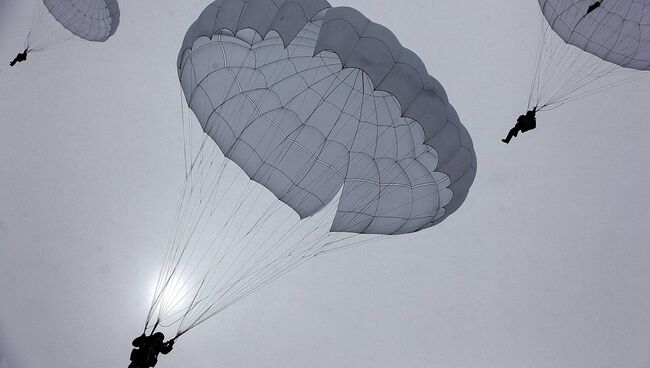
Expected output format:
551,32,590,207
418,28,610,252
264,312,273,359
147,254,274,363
153,332,164,341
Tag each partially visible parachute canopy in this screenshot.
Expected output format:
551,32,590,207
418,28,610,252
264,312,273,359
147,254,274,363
539,0,650,70
42,0,120,42
25,0,120,53
529,0,650,110
177,0,476,235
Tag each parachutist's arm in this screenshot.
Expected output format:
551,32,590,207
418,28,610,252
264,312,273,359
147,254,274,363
160,341,174,354
132,334,146,347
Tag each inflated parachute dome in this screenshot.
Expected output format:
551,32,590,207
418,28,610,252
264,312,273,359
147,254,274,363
43,0,120,41
539,0,650,70
177,0,476,235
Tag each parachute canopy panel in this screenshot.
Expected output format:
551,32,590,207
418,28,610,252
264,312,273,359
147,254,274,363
178,0,476,235
539,0,650,70
43,0,120,42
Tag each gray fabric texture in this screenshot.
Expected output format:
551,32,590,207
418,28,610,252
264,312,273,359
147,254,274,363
177,0,476,234
42,0,120,42
540,0,650,70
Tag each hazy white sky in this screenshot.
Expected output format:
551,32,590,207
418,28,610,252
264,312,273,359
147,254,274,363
1,1,650,368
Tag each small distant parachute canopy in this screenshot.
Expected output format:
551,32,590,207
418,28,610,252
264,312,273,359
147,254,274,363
25,0,120,53
529,0,650,111
42,0,120,42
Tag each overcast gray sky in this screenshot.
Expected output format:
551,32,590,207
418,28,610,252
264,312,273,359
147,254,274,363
2,1,650,368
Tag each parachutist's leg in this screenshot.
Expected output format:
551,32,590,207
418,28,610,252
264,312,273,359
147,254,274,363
502,128,518,143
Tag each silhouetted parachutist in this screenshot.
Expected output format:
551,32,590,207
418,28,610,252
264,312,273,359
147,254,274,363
128,332,174,368
9,49,29,67
502,107,537,144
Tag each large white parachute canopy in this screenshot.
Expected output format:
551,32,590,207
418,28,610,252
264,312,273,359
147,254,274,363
529,0,650,110
146,0,476,337
177,0,476,231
